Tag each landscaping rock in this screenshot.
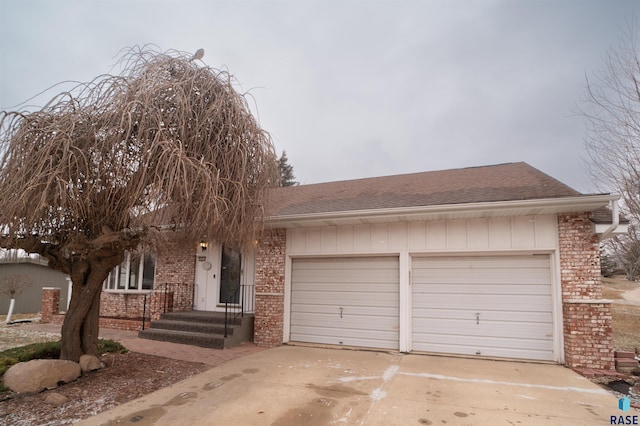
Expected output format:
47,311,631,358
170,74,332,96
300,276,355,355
3,359,81,393
79,354,103,372
44,392,69,406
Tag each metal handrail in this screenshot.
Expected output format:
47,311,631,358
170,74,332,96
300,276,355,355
224,284,255,337
141,282,194,330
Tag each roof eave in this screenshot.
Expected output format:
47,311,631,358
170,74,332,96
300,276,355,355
266,194,619,229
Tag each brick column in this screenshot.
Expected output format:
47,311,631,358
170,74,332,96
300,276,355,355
41,287,60,323
558,213,614,370
253,228,286,347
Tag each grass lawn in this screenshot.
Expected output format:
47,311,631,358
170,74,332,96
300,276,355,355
602,276,640,352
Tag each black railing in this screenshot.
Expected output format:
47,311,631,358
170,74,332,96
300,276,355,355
224,284,255,338
141,282,194,330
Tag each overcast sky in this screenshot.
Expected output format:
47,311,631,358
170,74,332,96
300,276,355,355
0,0,637,193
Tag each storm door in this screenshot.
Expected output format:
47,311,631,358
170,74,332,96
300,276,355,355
219,246,241,305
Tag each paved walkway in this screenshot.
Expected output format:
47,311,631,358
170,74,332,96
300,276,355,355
20,322,265,367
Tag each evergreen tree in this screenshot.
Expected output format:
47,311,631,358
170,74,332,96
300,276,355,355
278,151,298,187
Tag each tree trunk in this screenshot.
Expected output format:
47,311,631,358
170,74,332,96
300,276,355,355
6,298,15,324
82,285,102,356
60,255,122,361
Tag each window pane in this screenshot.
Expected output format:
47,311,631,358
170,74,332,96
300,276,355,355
107,268,117,290
129,253,141,290
117,262,127,290
142,253,155,290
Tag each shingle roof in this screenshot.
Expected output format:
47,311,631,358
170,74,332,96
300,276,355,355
268,162,583,217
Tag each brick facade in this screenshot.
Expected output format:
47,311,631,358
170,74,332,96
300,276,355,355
41,212,614,368
558,212,614,370
154,239,197,308
253,229,286,347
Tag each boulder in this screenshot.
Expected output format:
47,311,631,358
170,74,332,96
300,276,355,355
79,354,103,372
3,359,81,393
44,392,69,406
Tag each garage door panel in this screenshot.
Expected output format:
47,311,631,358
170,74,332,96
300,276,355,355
291,256,399,350
292,291,398,307
292,304,398,317
290,331,398,350
413,338,554,361
413,335,553,354
412,294,552,311
292,272,399,285
412,318,552,339
291,325,398,341
413,270,550,285
294,257,399,269
291,312,398,329
292,281,398,292
413,283,551,295
412,255,554,361
415,257,549,269
412,308,552,323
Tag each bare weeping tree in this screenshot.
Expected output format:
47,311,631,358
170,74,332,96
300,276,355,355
0,47,278,361
583,23,640,279
0,274,32,323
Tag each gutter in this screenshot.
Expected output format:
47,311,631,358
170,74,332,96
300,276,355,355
600,200,620,240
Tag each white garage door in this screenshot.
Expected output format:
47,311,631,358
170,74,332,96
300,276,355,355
412,255,554,361
290,257,399,350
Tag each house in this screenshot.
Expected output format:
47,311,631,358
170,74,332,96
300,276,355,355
0,254,69,315
41,162,626,370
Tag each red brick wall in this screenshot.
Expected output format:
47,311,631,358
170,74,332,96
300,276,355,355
558,212,614,370
253,228,286,347
154,239,196,311
100,292,147,319
155,241,196,286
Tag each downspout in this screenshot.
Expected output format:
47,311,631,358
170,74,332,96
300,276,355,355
600,200,620,240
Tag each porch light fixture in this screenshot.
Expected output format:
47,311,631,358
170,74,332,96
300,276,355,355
199,241,208,252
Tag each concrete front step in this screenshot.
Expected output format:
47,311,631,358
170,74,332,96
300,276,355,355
149,319,229,336
138,311,254,349
159,311,244,326
138,328,225,349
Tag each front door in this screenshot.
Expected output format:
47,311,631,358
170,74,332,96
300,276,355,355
194,244,242,311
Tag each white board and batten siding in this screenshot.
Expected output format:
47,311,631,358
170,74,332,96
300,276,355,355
290,257,399,349
285,216,561,362
287,216,558,254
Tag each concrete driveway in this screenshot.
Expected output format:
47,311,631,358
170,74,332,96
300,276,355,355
79,345,621,426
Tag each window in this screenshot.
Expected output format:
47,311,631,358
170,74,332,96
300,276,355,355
104,252,156,292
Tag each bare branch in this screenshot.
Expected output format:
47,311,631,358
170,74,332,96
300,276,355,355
0,274,32,298
0,46,278,252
